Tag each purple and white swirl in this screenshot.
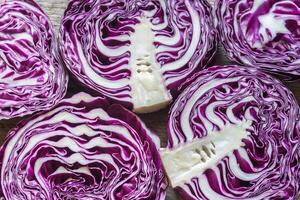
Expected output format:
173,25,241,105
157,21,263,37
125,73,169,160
60,0,216,113
0,0,68,120
216,0,300,75
0,93,167,200
161,65,300,199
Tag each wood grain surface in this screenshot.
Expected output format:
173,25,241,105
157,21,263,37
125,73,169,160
0,1,299,200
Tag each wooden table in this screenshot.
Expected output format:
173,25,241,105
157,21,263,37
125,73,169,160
0,1,299,200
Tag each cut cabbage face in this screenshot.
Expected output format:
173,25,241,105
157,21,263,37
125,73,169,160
0,92,168,200
0,0,68,119
60,0,216,113
216,0,300,75
162,65,300,200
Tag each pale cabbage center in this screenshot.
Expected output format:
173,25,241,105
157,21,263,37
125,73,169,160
160,122,251,187
129,18,171,113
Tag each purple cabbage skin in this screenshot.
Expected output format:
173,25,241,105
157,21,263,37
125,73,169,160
0,92,167,200
216,0,300,76
59,0,216,113
161,65,300,199
0,0,68,120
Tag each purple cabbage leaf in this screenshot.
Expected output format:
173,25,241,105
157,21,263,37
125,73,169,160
0,92,167,199
161,65,300,200
0,0,68,120
216,0,300,76
60,0,216,113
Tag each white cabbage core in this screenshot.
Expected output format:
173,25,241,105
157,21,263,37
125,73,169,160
160,122,251,187
129,17,171,113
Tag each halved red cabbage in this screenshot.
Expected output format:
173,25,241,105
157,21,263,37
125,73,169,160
60,0,216,113
216,0,300,75
161,65,300,199
0,0,68,120
0,92,167,199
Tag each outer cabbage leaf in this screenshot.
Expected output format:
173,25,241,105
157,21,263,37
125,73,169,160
60,0,216,113
161,65,300,199
0,92,167,200
216,0,300,75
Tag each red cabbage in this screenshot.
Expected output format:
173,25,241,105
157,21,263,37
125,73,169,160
0,0,68,120
0,92,167,199
161,65,300,199
216,0,300,75
60,0,216,113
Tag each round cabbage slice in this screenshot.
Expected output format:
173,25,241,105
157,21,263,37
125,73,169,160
0,0,68,120
216,0,300,75
0,93,167,199
161,65,300,199
60,0,216,113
